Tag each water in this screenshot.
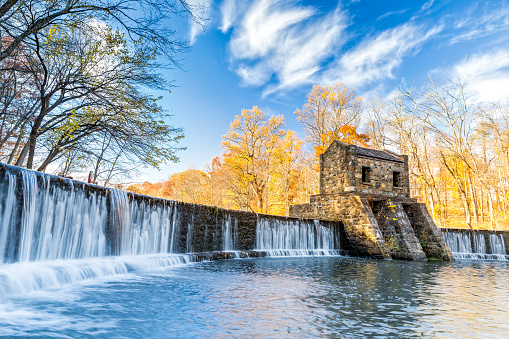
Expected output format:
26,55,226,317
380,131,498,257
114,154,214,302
1,257,508,338
490,234,506,255
256,216,337,253
2,164,509,336
443,231,508,260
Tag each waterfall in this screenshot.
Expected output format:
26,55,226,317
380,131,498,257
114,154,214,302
0,163,342,295
0,166,190,295
255,216,339,256
489,234,506,255
443,231,508,260
443,232,472,253
222,214,238,252
1,169,109,263
0,171,17,262
473,233,487,254
109,189,176,256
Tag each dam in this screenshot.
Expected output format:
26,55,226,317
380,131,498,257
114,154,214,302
0,157,508,337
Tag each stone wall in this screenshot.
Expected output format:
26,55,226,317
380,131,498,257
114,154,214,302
290,193,453,260
290,193,388,259
0,162,341,257
319,141,410,198
371,200,426,260
405,204,453,260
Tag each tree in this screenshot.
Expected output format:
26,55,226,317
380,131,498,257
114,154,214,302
295,83,363,153
0,0,202,64
313,125,370,160
0,22,183,176
222,106,286,213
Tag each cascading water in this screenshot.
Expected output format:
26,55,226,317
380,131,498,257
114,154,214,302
222,214,238,252
443,231,508,260
0,171,17,261
109,189,178,256
255,216,340,256
1,169,109,263
473,232,487,254
0,166,190,295
489,234,507,255
0,163,342,296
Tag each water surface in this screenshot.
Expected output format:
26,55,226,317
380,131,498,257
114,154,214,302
1,257,508,338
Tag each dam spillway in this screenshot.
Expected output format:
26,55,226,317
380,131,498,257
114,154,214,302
0,163,341,294
441,229,509,260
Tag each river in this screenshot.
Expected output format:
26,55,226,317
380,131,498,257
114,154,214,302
1,255,508,338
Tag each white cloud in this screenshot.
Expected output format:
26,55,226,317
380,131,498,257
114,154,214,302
322,23,442,88
225,0,347,96
229,0,315,59
188,0,212,45
377,9,409,21
262,9,346,96
421,0,434,11
220,0,237,33
453,50,509,101
449,4,508,45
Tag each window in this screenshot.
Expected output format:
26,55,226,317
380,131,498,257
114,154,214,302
361,166,371,183
393,171,401,188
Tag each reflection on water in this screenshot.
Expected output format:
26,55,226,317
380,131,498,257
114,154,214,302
1,257,508,338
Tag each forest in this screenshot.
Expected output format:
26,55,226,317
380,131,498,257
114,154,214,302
128,81,509,231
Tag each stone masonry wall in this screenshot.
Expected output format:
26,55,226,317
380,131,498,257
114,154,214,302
290,194,388,259
356,157,409,198
290,193,453,260
371,200,427,260
405,204,453,260
0,162,342,256
319,141,410,198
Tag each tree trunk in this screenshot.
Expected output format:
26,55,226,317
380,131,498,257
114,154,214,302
468,176,479,224
488,190,495,230
37,147,60,172
15,140,30,167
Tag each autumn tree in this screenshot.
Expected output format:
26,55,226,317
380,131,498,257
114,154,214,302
222,106,293,214
0,22,183,183
295,83,363,153
312,125,370,160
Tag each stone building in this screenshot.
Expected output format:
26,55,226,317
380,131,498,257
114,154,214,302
290,141,453,260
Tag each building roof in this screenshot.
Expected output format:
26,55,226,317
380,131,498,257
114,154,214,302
355,146,404,163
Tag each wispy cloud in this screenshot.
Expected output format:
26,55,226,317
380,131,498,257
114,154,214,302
421,0,434,12
224,0,347,96
449,3,508,45
220,0,237,33
322,23,442,88
453,49,509,101
229,0,316,59
377,8,409,21
188,0,212,45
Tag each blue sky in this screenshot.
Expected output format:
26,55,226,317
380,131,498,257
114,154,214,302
142,0,509,182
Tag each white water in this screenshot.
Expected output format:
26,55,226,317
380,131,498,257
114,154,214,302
0,167,195,295
490,234,506,255
0,254,191,297
1,170,109,263
256,216,338,255
0,171,16,261
109,189,177,256
222,214,238,251
443,231,508,260
255,250,342,257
